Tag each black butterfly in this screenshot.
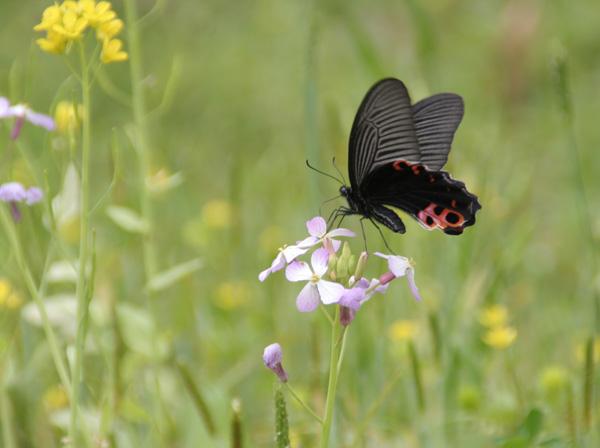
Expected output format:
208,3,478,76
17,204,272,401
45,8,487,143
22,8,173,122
338,78,481,235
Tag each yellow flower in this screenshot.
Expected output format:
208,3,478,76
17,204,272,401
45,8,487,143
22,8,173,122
482,325,517,349
52,11,88,40
0,278,11,302
216,282,248,310
43,385,69,410
54,100,83,134
96,18,123,40
34,4,63,31
0,279,23,310
388,320,418,341
36,30,67,54
539,365,569,395
100,38,128,64
478,304,508,328
61,1,81,13
80,0,116,27
202,200,233,229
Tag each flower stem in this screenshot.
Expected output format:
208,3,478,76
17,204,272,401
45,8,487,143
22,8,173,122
320,306,343,448
70,39,93,446
0,205,71,393
123,0,166,441
285,383,324,425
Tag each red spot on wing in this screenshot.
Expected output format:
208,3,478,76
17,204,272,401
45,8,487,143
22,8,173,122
393,160,409,171
417,203,465,231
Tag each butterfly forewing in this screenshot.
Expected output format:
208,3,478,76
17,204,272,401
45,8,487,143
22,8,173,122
348,79,421,188
412,93,464,171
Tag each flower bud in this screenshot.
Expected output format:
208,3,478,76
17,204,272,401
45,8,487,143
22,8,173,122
263,343,288,382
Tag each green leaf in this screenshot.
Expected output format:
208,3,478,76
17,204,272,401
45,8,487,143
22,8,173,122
521,408,545,440
106,205,148,234
146,258,203,292
115,303,170,359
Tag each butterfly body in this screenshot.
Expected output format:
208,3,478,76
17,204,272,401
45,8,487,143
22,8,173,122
341,78,481,235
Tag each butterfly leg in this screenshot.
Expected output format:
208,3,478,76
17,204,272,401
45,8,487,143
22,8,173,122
367,217,396,254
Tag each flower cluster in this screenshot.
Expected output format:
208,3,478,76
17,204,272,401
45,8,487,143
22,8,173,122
34,1,128,64
0,182,43,222
259,216,420,319
479,304,517,349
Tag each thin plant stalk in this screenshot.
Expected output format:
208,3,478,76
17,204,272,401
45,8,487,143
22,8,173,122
0,205,71,393
320,306,343,448
70,39,93,446
123,0,166,441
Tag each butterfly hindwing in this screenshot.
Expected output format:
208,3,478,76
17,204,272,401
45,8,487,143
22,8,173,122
361,160,481,235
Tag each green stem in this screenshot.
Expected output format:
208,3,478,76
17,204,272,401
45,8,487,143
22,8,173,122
320,306,343,448
70,39,92,446
0,205,72,393
285,383,323,425
124,0,166,442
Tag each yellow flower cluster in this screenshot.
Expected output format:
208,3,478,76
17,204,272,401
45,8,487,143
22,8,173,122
34,1,128,64
479,304,517,349
0,278,23,309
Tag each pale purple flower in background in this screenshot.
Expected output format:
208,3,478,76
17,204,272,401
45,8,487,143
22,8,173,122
0,182,43,222
263,343,288,382
375,252,421,302
285,248,345,312
297,216,355,253
259,244,308,281
0,97,55,140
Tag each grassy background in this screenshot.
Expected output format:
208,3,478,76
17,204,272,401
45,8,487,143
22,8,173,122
0,0,599,446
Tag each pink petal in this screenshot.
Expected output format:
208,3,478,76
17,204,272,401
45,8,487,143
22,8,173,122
0,97,10,116
311,248,330,276
285,261,313,282
388,255,410,278
339,288,365,310
0,182,27,202
406,269,421,302
282,245,308,262
331,238,342,253
25,109,55,131
327,228,356,238
26,187,43,205
259,252,286,281
306,216,326,237
297,235,318,248
374,252,390,260
316,280,344,305
263,343,283,367
296,283,319,312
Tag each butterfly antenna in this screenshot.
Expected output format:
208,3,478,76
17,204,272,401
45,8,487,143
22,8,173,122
331,157,347,185
306,160,344,186
319,194,344,217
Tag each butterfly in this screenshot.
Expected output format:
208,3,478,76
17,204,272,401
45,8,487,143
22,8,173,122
338,78,481,235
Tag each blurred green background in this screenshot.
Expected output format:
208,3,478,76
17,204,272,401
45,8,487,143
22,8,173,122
0,0,599,446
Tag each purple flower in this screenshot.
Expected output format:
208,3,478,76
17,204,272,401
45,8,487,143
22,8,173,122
285,248,345,312
0,97,55,140
375,253,421,302
263,343,288,382
259,244,308,282
0,182,43,222
297,216,355,253
338,278,389,325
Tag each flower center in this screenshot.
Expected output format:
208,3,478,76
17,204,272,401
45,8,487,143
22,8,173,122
310,273,320,283
278,244,288,253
